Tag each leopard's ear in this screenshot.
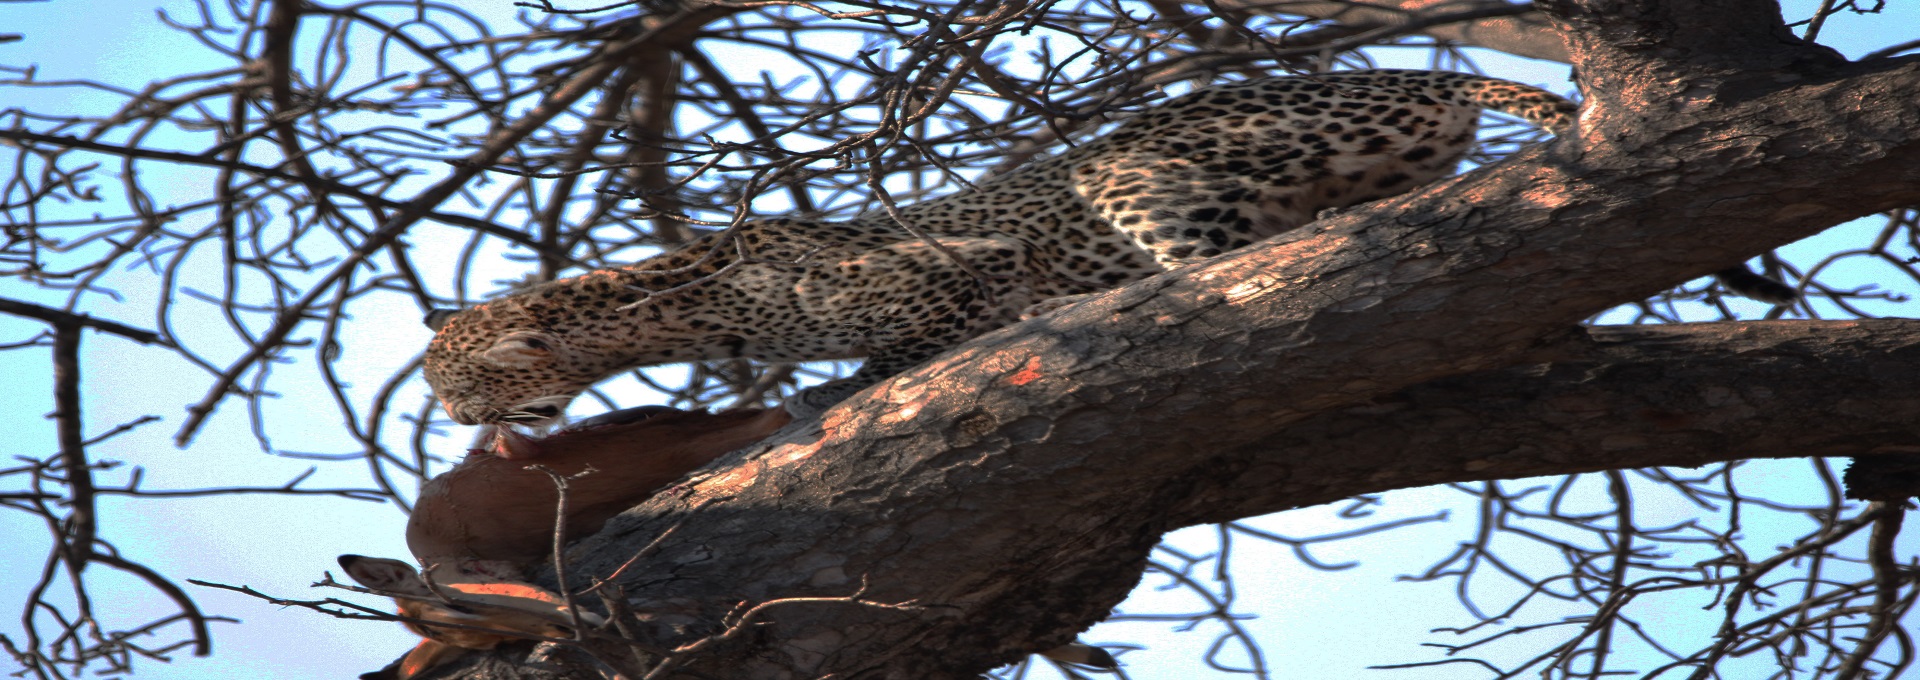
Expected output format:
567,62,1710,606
482,331,557,368
423,308,460,331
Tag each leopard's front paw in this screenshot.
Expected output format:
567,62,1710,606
783,379,864,420
782,394,827,420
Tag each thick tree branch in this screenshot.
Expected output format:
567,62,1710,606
1181,319,1920,523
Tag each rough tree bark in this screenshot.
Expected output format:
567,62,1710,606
432,320,1920,679
425,0,1920,677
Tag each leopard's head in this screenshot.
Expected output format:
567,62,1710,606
421,304,620,426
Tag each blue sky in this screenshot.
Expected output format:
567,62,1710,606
1,1,1916,678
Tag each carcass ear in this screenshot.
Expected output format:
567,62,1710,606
338,555,430,596
423,308,460,331
481,331,556,368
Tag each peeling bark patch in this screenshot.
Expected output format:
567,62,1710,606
1217,234,1349,305
877,400,924,425
820,410,860,439
872,375,935,412
704,464,760,491
1008,356,1044,386
765,441,821,469
1515,178,1575,210
1222,273,1286,304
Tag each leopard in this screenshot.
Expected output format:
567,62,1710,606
419,69,1790,426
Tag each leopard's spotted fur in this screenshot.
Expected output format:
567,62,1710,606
424,70,1582,424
